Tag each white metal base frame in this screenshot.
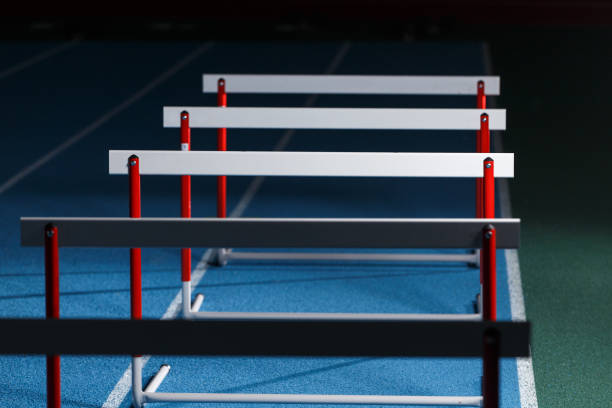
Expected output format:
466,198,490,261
131,283,485,407
210,248,480,269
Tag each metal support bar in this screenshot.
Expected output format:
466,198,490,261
223,251,479,264
185,311,481,321
143,392,483,406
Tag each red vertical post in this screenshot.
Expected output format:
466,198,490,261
45,224,60,408
482,224,497,321
477,80,486,110
476,113,490,218
480,157,495,291
482,328,500,408
128,156,142,321
475,81,485,218
180,112,192,283
217,78,227,218
483,158,495,219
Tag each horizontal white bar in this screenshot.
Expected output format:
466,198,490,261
163,107,506,130
227,251,478,263
186,311,482,321
203,74,500,95
145,392,482,406
109,151,514,178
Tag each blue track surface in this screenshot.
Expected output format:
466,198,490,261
0,41,519,408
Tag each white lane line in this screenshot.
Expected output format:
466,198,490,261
101,41,351,408
483,42,539,408
0,39,80,81
0,42,214,196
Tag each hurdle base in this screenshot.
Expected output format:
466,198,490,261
191,293,205,313
184,310,482,321
215,250,479,265
209,248,229,266
142,391,483,406
144,365,171,393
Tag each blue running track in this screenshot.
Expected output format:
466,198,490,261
0,41,520,408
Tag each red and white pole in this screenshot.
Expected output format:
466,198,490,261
45,224,60,408
482,157,496,321
180,112,191,284
482,328,500,408
217,78,227,219
128,156,142,321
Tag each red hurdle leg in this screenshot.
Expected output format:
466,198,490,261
128,156,142,321
217,78,227,219
45,224,60,408
180,112,192,283
482,225,497,321
475,81,485,218
482,328,500,408
482,158,496,320
476,112,490,218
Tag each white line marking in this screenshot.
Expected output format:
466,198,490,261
0,42,214,197
0,39,80,81
483,42,539,408
101,41,351,408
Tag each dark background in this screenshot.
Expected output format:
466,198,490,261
3,2,611,406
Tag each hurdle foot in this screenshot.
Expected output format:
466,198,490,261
191,293,205,312
209,248,229,267
474,293,482,314
468,249,481,269
144,364,171,394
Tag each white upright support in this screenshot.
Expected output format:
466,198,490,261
132,356,144,408
202,74,500,95
163,107,506,130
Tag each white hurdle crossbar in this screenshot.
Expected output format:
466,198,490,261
109,150,511,321
109,150,514,177
163,106,506,130
202,74,501,95
110,150,511,266
22,217,520,408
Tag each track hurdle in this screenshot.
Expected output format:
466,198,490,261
163,106,505,267
202,74,497,221
0,319,529,408
109,151,512,321
201,74,500,95
21,215,521,408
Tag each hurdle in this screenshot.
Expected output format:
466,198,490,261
21,215,521,408
109,151,513,320
163,106,506,267
0,319,529,408
201,74,500,96
202,74,497,223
